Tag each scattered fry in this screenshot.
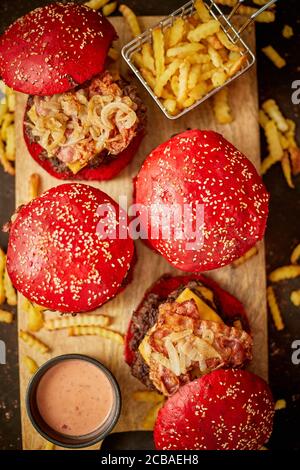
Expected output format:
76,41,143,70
213,88,233,124
282,25,293,39
133,390,165,403
262,45,286,68
289,146,300,176
23,355,38,374
281,152,294,189
291,290,300,307
119,4,141,38
4,268,17,306
43,441,55,450
258,110,269,129
68,325,124,344
28,173,41,201
102,1,117,16
23,299,44,332
291,244,300,265
19,330,50,354
142,402,164,430
261,154,276,175
45,314,110,331
0,309,13,324
264,120,283,161
267,286,284,331
262,99,288,133
274,399,286,410
269,265,300,283
232,246,258,267
84,0,110,10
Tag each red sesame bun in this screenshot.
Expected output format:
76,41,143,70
0,3,116,95
134,129,269,272
6,183,134,313
124,274,250,366
154,369,274,450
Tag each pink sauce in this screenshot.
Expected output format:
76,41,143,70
36,359,114,436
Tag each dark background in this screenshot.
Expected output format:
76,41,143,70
0,0,300,450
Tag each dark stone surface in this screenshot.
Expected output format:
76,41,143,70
0,0,299,451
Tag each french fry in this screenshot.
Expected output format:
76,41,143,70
0,102,8,125
215,1,275,22
182,97,195,108
140,68,156,90
286,119,297,149
262,99,288,133
208,46,223,68
291,244,300,265
227,55,247,77
7,93,15,112
213,88,232,125
282,25,293,39
102,1,117,16
258,110,269,129
119,4,141,38
186,54,210,65
152,28,165,78
43,441,55,450
133,390,165,403
188,20,220,42
262,46,286,68
163,98,177,116
107,47,119,61
68,325,124,344
274,399,286,410
211,70,227,88
141,43,155,75
45,314,110,331
132,52,144,70
216,30,240,52
269,265,300,282
168,18,186,48
289,146,300,176
5,124,15,161
84,0,110,10
154,60,181,98
0,248,6,304
264,120,283,161
19,330,50,354
194,0,212,22
232,246,258,267
189,82,207,101
291,290,300,307
0,310,13,324
142,402,164,430
4,268,17,306
177,61,190,104
206,34,223,50
267,286,284,331
281,152,294,189
187,65,202,92
0,140,15,175
23,299,44,332
166,43,205,59
23,355,38,374
261,155,276,175
28,173,41,201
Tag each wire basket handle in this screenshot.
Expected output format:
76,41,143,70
228,0,278,36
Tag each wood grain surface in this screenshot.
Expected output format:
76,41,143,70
14,17,267,450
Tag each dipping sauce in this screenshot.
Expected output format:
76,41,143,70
36,359,114,436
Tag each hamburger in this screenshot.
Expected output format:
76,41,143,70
0,2,146,180
6,183,135,313
125,274,253,396
134,129,269,272
154,369,274,450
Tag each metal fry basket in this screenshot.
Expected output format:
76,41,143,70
122,0,277,120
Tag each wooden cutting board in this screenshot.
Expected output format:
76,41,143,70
14,17,267,450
